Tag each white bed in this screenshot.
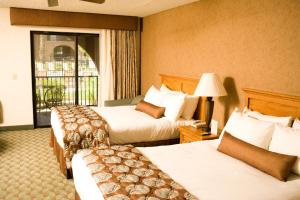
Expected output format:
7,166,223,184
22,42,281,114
50,74,202,177
72,88,300,200
72,140,300,200
51,105,194,148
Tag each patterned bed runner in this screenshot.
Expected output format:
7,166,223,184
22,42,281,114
82,145,198,200
52,105,110,167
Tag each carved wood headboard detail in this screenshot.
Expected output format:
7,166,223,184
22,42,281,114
159,74,205,120
243,88,300,119
160,74,198,95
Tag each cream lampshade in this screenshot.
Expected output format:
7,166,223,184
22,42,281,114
194,73,227,131
194,73,227,97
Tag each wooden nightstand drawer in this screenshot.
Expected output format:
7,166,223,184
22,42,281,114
179,126,220,144
180,134,196,144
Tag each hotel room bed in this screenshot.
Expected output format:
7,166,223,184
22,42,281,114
50,105,195,178
51,74,201,149
72,88,300,200
50,74,203,177
72,140,300,200
51,105,194,148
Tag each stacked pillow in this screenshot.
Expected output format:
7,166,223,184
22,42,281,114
293,118,300,129
143,85,187,121
135,100,165,119
144,86,165,107
218,132,296,181
243,107,293,127
241,107,299,175
160,84,199,120
218,107,299,181
220,109,275,149
268,125,300,176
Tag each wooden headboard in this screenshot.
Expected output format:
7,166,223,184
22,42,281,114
160,74,199,95
243,88,300,118
160,74,205,120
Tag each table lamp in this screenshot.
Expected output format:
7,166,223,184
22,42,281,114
194,73,227,132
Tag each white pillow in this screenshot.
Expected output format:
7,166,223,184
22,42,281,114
181,95,199,120
269,125,300,175
243,107,292,127
163,93,186,121
160,84,181,94
144,86,164,107
220,109,275,149
220,108,239,137
160,84,199,120
293,118,300,129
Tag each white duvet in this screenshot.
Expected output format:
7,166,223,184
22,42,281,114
51,105,194,147
73,140,300,200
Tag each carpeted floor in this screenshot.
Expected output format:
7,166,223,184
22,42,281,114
0,128,74,200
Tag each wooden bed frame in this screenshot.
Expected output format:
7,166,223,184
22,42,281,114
50,74,203,178
73,87,300,200
49,129,71,178
243,88,300,118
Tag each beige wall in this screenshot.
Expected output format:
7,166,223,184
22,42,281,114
141,0,300,126
0,7,141,127
0,8,102,127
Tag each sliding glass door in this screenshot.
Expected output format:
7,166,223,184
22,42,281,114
31,31,99,127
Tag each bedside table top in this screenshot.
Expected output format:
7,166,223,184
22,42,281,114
179,126,221,141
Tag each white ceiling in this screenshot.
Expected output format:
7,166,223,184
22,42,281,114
0,0,199,17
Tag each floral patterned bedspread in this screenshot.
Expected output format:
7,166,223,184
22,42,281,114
52,105,110,168
82,145,198,200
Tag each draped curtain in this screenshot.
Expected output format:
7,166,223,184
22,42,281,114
111,30,138,100
99,29,138,105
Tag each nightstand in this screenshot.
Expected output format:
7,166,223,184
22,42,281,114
179,126,220,144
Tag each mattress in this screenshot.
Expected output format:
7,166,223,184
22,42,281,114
51,105,194,148
72,140,300,200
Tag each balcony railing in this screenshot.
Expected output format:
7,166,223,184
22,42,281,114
35,75,98,112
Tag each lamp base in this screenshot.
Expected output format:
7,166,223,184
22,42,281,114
205,97,214,133
202,126,211,132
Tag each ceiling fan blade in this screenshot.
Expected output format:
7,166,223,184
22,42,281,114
48,0,59,7
81,0,105,4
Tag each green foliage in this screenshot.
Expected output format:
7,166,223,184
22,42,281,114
36,76,98,107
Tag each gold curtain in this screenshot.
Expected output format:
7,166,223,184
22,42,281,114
111,30,139,99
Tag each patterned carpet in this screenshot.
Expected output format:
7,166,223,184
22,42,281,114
0,128,74,200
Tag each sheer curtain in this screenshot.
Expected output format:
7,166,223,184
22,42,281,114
99,29,138,105
99,30,114,106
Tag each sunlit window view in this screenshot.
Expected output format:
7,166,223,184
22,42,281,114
32,32,99,127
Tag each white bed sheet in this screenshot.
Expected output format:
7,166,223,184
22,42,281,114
51,105,194,147
72,140,300,200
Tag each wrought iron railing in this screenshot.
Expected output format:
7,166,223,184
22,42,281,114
35,76,98,112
